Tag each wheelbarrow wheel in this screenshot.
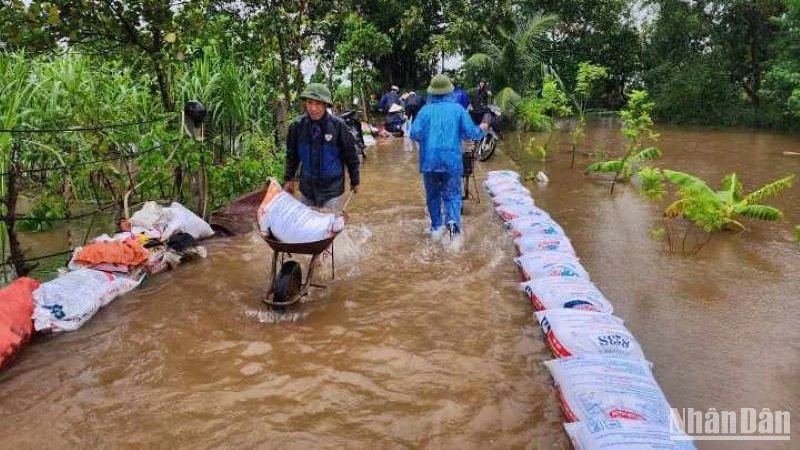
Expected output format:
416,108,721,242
273,260,303,308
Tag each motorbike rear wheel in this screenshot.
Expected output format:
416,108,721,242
477,135,497,161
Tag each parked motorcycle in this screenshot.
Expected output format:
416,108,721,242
337,110,368,160
470,104,501,162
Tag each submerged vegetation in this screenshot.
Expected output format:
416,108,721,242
585,90,662,193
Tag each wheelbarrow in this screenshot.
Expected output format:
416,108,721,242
260,191,354,309
260,231,339,309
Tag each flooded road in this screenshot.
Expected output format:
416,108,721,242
1,121,799,449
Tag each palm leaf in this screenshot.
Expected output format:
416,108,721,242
742,174,795,205
634,146,662,161
464,52,495,73
735,204,783,221
662,170,717,197
586,160,624,174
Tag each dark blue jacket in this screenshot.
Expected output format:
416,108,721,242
453,88,469,109
378,91,401,112
284,112,361,204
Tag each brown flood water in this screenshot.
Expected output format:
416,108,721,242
1,121,798,449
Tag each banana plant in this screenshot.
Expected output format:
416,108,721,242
585,90,661,193
662,170,796,232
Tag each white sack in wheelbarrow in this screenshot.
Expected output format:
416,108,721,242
257,181,344,243
521,277,614,313
514,253,590,281
535,309,646,360
32,269,142,332
515,235,576,255
506,218,564,238
546,355,672,425
564,419,696,450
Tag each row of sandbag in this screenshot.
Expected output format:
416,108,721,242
484,170,695,450
25,202,214,337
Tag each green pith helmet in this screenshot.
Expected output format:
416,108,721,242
300,83,333,106
427,74,454,95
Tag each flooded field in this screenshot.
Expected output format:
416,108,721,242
1,121,798,449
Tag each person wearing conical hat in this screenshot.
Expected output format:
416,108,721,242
284,83,361,209
410,74,488,250
378,85,402,114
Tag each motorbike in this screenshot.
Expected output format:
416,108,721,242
469,104,501,162
337,110,368,160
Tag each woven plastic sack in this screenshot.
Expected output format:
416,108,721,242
0,277,40,369
506,218,564,238
546,355,672,425
514,253,589,281
564,419,696,450
515,235,576,255
257,179,344,243
535,309,646,359
496,204,552,222
492,191,535,208
521,278,614,313
162,202,214,240
488,181,530,195
485,170,520,181
32,269,141,332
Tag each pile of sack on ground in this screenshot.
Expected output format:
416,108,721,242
485,170,696,450
0,201,214,368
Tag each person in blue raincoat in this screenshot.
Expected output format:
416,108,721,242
410,74,488,246
453,83,470,109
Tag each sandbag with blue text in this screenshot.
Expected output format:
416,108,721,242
564,419,696,450
535,309,646,359
32,269,142,333
545,355,671,424
515,253,590,281
521,278,614,313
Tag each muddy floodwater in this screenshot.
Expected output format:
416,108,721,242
1,121,798,449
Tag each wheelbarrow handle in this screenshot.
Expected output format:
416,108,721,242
341,190,355,213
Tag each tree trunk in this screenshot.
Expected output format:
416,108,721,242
6,144,29,276
276,32,292,105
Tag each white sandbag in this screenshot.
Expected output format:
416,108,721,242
162,202,214,240
521,278,614,313
506,218,563,238
492,191,535,208
129,201,165,229
259,192,344,243
363,134,377,147
32,269,142,332
515,235,576,255
488,181,529,195
546,355,672,425
535,309,646,359
487,180,526,196
515,253,590,281
564,419,696,449
496,204,551,222
485,170,520,181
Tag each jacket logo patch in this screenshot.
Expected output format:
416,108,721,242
324,133,333,142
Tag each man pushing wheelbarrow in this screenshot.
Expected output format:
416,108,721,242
257,83,361,308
